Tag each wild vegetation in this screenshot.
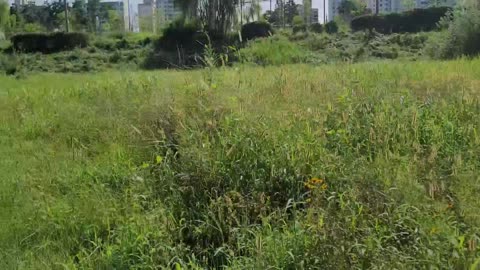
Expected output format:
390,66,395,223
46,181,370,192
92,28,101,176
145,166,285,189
2,0,480,268
2,59,480,269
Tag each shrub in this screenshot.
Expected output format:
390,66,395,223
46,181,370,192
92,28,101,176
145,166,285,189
293,24,307,34
427,8,480,59
325,21,339,34
155,20,206,52
11,32,89,53
310,23,323,33
351,7,450,33
93,38,116,50
241,21,273,41
239,35,313,65
0,54,18,75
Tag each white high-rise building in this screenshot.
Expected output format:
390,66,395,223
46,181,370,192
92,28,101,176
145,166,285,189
138,0,181,21
364,0,457,14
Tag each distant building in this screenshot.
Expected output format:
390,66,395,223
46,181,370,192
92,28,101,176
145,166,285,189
311,8,319,23
326,0,457,20
364,0,457,14
99,0,130,31
157,0,181,21
138,0,181,24
328,0,343,20
297,5,320,23
138,0,153,18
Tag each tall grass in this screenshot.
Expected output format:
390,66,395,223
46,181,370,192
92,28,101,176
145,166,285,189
1,59,480,268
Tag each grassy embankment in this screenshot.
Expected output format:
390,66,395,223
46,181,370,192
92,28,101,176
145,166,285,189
1,59,480,268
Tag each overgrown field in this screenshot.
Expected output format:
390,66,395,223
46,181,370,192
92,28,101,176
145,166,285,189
1,59,480,269
1,31,431,75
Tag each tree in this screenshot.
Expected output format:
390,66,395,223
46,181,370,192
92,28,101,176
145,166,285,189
46,1,67,30
87,0,101,32
244,0,261,24
264,0,299,27
139,10,166,33
303,0,312,25
284,0,299,26
338,0,366,21
7,1,70,32
103,10,123,32
401,0,416,11
71,0,88,31
0,0,9,31
174,0,239,36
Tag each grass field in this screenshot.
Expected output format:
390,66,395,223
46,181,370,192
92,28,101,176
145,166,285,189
1,59,480,268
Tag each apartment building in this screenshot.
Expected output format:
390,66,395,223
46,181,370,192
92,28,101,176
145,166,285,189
365,0,456,14
138,0,181,21
297,5,321,23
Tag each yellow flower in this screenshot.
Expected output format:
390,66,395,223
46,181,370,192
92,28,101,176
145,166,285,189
305,178,326,190
321,183,328,190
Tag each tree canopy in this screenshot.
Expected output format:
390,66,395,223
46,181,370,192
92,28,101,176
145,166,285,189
175,0,239,36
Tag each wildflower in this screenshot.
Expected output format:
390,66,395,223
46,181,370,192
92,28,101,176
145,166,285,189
447,203,454,210
304,178,326,190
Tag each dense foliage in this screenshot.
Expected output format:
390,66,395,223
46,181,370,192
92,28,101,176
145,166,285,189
1,60,480,268
351,7,450,33
174,0,238,36
427,8,480,59
11,32,88,53
241,21,273,41
325,21,339,34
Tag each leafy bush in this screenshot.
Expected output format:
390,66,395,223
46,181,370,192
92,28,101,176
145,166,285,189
427,8,480,59
154,20,206,52
0,54,17,75
310,23,323,33
11,32,89,53
293,24,307,34
325,21,339,34
241,21,273,41
351,7,450,33
239,35,314,65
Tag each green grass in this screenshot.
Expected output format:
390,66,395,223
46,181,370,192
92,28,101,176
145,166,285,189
1,59,480,269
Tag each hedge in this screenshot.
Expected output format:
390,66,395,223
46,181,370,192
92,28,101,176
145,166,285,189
310,23,323,33
154,21,207,52
241,21,273,41
11,32,89,53
351,7,451,34
325,21,339,34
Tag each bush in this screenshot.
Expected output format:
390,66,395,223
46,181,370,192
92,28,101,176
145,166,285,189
351,7,450,33
239,35,314,65
155,20,206,52
241,21,273,41
325,21,339,34
0,54,18,75
427,9,480,59
293,24,307,34
93,38,116,50
11,32,89,53
310,23,323,33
